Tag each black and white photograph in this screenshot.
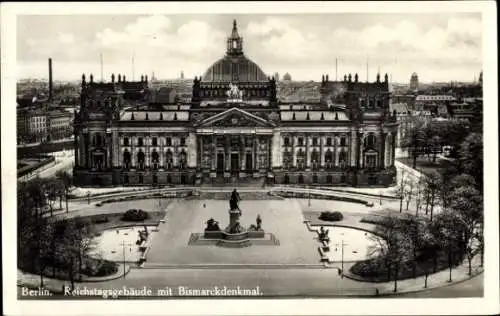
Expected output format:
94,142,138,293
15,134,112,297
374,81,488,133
2,1,498,316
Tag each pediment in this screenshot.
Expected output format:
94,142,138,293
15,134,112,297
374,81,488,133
195,108,275,128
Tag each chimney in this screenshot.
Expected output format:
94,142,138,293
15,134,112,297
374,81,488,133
48,58,53,100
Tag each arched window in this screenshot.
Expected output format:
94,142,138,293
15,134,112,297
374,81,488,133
137,151,145,170
123,150,131,169
151,150,159,169
325,150,333,169
365,134,376,148
165,150,173,169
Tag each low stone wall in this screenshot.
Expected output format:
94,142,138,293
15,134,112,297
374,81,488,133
17,155,56,180
272,189,370,206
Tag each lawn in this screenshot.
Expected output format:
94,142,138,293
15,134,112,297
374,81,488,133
396,156,454,177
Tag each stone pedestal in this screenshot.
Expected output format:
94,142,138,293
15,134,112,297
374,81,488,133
225,209,245,234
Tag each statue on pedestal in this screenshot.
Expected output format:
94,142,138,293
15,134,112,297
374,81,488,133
229,188,241,212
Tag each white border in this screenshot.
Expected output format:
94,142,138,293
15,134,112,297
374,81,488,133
2,2,498,315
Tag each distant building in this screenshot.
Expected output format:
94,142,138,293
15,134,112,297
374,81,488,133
17,108,48,143
283,73,292,81
47,109,73,140
410,72,419,91
389,103,410,147
274,72,280,81
180,71,184,80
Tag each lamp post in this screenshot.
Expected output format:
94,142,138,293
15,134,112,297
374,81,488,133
335,239,348,278
87,191,91,205
120,240,133,279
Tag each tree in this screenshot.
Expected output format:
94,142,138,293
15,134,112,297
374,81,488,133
401,118,428,169
413,176,425,217
396,170,407,213
368,214,413,292
449,186,483,275
404,178,414,212
423,171,442,221
459,133,483,192
418,223,440,288
434,211,465,282
56,170,73,212
44,178,63,216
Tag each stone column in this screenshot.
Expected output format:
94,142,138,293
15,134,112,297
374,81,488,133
333,135,338,167
106,132,111,168
305,135,310,168
198,136,203,168
380,132,386,169
271,131,281,168
292,134,297,167
320,135,325,168
211,134,216,170
267,137,272,169
253,135,257,170
225,135,231,171
350,129,357,167
391,132,396,166
187,133,197,168
240,135,245,170
357,132,363,168
112,131,119,167
74,134,79,167
84,133,90,168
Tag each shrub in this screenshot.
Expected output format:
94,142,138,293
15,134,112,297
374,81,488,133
122,209,149,221
319,211,343,222
91,215,109,224
86,260,118,277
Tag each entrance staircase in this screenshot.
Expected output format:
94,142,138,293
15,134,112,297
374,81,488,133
200,176,266,188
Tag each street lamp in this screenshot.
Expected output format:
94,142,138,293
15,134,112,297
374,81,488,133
87,190,91,205
120,240,134,279
335,239,348,278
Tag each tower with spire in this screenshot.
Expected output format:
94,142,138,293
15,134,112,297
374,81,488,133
226,20,243,56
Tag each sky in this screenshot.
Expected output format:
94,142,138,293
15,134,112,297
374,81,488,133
17,13,483,83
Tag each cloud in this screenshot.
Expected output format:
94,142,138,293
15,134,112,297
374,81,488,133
17,14,483,82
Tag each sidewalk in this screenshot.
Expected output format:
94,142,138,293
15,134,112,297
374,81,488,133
343,255,483,295
17,264,131,294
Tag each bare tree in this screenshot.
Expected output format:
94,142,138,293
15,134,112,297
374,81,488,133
424,171,442,221
404,178,414,212
396,169,407,213
449,186,483,275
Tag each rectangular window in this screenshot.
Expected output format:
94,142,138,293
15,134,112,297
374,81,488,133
180,137,186,146
166,137,172,146
312,137,318,146
152,137,158,146
340,137,347,147
298,137,304,146
138,137,144,146
123,137,129,146
326,137,332,146
284,137,290,147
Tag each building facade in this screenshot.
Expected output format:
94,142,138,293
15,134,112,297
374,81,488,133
74,20,398,187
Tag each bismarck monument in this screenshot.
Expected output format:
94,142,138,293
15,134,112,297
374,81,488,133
202,189,267,248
